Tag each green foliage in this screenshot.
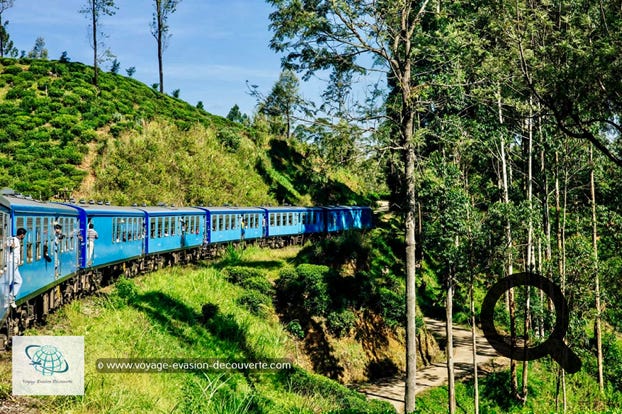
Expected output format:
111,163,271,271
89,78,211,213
223,266,265,284
276,264,331,317
236,291,272,316
113,276,138,304
239,277,274,297
287,368,394,413
286,320,305,339
326,309,357,338
216,128,241,152
3,64,22,75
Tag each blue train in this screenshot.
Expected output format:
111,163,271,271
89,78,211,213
0,189,372,346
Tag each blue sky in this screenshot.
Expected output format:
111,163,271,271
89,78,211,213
5,1,291,117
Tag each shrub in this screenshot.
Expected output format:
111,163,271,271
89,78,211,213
3,64,23,75
17,70,35,81
378,287,405,330
50,114,80,129
296,264,331,316
326,309,357,338
239,276,274,296
5,86,35,100
115,277,138,303
223,266,264,284
286,320,305,339
236,291,271,316
217,128,241,152
276,264,331,317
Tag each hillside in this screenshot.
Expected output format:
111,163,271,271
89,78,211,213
0,57,378,207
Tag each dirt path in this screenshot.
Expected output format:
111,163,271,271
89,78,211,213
359,317,509,413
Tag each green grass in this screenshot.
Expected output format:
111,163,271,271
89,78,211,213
2,246,393,414
415,359,622,414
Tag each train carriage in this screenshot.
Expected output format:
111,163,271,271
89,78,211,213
324,206,373,232
200,207,266,244
64,202,147,268
266,206,325,237
140,206,206,255
1,190,79,320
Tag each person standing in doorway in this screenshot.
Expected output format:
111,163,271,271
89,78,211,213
86,223,98,266
4,228,26,308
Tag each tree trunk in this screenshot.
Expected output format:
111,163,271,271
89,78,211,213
447,237,456,414
498,87,517,397
91,0,98,87
521,101,535,402
158,22,164,93
403,89,418,414
470,279,479,414
590,145,604,393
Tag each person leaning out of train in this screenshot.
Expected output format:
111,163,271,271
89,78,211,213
4,227,26,308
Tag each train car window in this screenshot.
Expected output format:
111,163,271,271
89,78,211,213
113,218,117,242
35,217,41,260
194,215,200,234
269,213,274,227
223,215,229,231
24,216,33,263
68,218,74,251
43,217,49,253
126,218,132,241
171,217,177,236
211,215,217,232
150,218,156,239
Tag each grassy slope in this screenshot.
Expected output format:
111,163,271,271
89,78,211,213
0,57,376,207
0,246,393,413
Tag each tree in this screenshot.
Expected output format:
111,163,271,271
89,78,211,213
226,104,244,123
80,0,117,87
59,51,71,62
0,0,14,58
110,58,120,73
171,88,180,98
150,0,181,94
496,0,622,167
125,66,136,77
249,70,308,139
27,37,48,59
268,2,442,411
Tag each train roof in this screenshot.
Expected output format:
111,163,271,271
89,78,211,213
322,205,371,211
264,206,324,212
137,206,206,215
62,203,146,216
198,206,266,214
0,190,78,215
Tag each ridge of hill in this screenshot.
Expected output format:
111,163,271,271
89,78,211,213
0,57,377,207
